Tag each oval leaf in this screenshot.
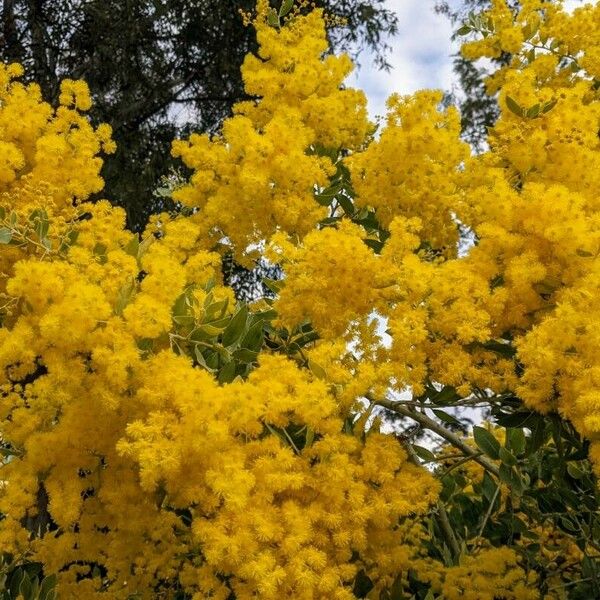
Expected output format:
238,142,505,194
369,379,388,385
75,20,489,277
473,425,500,460
222,305,248,347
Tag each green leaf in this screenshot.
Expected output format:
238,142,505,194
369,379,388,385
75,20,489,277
253,308,278,322
123,235,140,257
499,446,517,466
218,360,237,384
267,8,279,27
19,573,32,600
241,320,264,352
412,444,435,462
432,409,461,426
9,569,24,598
279,0,294,17
473,426,500,460
263,277,284,295
567,462,585,479
499,463,525,495
114,278,136,315
305,426,315,448
505,513,528,533
429,385,460,405
456,24,472,35
233,348,259,363
30,208,49,240
505,95,525,117
222,306,248,347
495,410,536,428
308,360,327,380
29,577,39,600
205,350,220,370
526,103,540,118
352,570,374,598
194,347,215,373
172,291,195,326
59,229,79,253
526,418,547,455
198,323,225,337
337,193,355,216
215,345,232,362
363,238,384,253
0,227,12,244
542,98,558,113
481,471,497,502
205,298,229,321
39,575,57,600
315,183,342,206
319,216,343,227
507,427,526,456
202,316,230,329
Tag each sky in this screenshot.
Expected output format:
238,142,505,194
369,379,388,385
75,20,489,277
349,0,458,119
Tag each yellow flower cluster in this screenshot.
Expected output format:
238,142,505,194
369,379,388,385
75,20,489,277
268,222,395,337
350,90,470,254
442,547,539,600
118,353,439,599
452,0,600,464
171,1,370,263
0,63,114,211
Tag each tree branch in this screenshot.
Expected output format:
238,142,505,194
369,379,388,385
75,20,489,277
367,394,500,478
403,439,461,561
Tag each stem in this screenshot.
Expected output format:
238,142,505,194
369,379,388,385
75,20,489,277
547,578,593,592
368,395,500,478
476,484,500,541
436,501,461,562
439,452,484,478
403,438,461,562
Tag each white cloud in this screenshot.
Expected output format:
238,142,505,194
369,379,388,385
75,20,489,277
349,0,457,119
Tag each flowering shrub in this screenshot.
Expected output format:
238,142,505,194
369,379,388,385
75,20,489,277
1,0,600,598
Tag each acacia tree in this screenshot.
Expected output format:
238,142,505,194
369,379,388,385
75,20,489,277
1,1,600,599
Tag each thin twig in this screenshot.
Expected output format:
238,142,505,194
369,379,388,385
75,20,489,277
476,484,501,541
403,440,461,562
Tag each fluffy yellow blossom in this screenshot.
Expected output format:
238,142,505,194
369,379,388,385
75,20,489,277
171,4,370,263
442,547,539,600
349,90,470,255
0,63,114,215
270,222,395,336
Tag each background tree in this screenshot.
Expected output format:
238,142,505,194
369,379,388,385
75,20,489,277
436,0,505,150
0,0,397,231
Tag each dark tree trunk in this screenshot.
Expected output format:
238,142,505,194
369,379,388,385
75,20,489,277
26,0,55,100
2,0,25,63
